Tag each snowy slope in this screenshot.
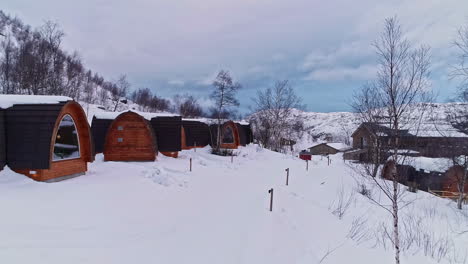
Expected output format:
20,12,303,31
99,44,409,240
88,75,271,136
0,146,466,264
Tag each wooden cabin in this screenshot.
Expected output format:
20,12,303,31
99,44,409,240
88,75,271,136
307,143,349,156
103,111,157,161
381,158,468,196
181,120,211,150
0,95,94,181
348,122,468,161
151,116,182,158
210,121,241,149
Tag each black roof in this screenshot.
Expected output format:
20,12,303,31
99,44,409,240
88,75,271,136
0,110,6,170
91,116,113,153
151,116,182,152
182,120,210,147
3,103,66,169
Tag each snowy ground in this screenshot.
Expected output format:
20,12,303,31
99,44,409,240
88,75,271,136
0,145,467,264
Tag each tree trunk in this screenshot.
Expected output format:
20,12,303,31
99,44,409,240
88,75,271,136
392,179,401,264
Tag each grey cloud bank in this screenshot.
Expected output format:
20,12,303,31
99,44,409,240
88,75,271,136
3,0,468,113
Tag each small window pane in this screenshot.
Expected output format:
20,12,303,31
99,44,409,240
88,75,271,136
118,126,123,131
53,115,80,161
118,138,123,142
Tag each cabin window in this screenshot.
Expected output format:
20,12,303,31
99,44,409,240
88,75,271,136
222,126,234,143
53,114,80,161
118,126,124,131
118,138,123,142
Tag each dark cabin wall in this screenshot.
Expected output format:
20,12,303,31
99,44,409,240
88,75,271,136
0,110,6,170
242,124,253,144
151,116,182,152
5,104,64,169
91,117,113,153
182,121,210,147
236,123,247,146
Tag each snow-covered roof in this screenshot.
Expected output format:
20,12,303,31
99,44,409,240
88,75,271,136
0,95,72,109
309,142,350,151
94,110,179,120
392,155,452,173
182,118,250,126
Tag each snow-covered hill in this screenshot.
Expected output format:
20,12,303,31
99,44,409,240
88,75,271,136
0,146,466,263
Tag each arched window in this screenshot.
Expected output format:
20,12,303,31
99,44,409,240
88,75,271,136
222,126,234,143
53,114,80,161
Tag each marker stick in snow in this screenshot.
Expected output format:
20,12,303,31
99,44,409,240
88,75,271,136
231,155,233,163
285,168,290,186
306,160,308,171
190,158,192,172
268,188,274,211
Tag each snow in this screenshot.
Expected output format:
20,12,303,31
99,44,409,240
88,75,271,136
93,110,179,120
0,145,466,264
326,143,350,151
394,155,453,172
0,95,72,109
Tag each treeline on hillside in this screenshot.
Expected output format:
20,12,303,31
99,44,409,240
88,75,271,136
0,11,198,115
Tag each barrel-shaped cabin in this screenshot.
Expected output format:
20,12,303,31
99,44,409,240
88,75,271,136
210,121,241,149
0,95,94,182
103,111,157,161
181,120,211,150
92,111,182,160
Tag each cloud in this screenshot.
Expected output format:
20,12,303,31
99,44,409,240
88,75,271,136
168,79,185,86
3,0,468,112
304,64,377,81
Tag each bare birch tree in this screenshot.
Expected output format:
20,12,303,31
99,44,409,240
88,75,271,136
210,70,241,152
352,17,431,264
251,80,304,152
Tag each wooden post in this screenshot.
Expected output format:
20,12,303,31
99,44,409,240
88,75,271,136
306,160,308,171
268,188,274,211
190,158,192,172
327,156,330,166
285,168,289,186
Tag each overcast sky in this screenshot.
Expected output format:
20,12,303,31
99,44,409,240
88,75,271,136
3,0,468,113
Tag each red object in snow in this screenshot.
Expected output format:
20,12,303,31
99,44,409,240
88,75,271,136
299,154,312,161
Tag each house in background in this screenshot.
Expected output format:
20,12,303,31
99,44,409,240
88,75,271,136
307,142,350,156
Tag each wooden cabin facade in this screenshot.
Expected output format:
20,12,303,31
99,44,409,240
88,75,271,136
103,112,157,161
210,121,241,149
0,98,94,181
181,120,210,150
